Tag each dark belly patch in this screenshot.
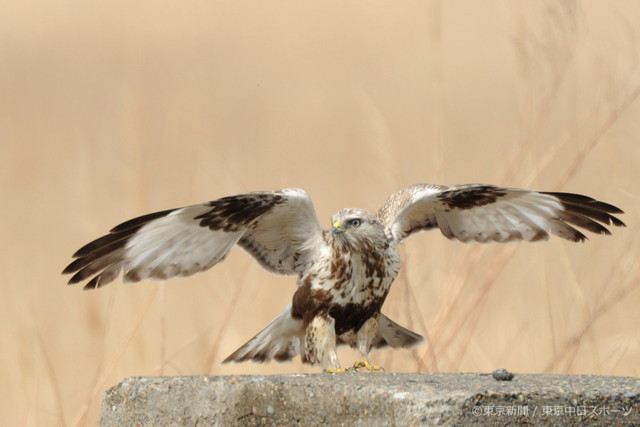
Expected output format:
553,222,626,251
329,301,383,335
292,283,386,335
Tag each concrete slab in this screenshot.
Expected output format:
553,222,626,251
101,373,640,426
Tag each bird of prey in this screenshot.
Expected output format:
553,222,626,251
63,184,624,372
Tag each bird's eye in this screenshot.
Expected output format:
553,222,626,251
347,218,362,228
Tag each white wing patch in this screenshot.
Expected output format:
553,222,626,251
432,191,561,243
123,206,242,282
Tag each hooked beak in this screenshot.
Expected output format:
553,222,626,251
332,221,344,235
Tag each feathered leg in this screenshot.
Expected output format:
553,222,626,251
305,313,344,372
352,313,384,371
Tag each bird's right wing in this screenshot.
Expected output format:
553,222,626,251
63,188,324,289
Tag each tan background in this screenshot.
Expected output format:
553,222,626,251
1,1,639,425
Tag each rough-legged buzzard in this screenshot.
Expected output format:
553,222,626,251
63,184,624,372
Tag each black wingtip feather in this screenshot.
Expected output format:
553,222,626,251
64,207,178,288
72,232,126,258
611,217,626,227
68,267,93,285
573,231,588,242
62,259,83,275
543,192,625,238
83,276,100,290
545,192,624,214
569,232,588,243
109,209,176,233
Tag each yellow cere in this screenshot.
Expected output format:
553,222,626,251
333,221,341,229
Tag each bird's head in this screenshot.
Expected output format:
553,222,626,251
329,208,388,246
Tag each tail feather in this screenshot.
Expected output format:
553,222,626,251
222,304,304,364
372,313,425,349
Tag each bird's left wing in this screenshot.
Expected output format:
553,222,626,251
63,188,323,290
377,184,625,244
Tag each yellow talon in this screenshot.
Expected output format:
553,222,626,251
323,367,350,374
352,360,384,372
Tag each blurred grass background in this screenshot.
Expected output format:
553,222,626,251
1,0,639,425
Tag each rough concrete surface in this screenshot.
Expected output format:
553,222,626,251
101,373,640,426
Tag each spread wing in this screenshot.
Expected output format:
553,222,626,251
377,184,625,243
63,188,323,290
